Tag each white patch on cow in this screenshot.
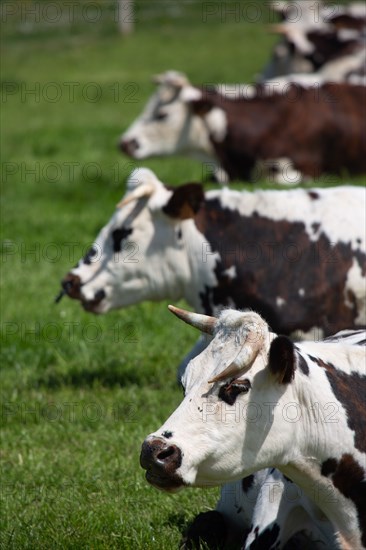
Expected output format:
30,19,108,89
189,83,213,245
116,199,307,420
343,2,366,18
214,83,256,99
292,326,324,342
180,86,202,103
276,296,286,308
212,185,366,248
283,28,316,55
338,28,362,42
262,75,325,95
254,157,304,185
204,107,228,142
223,266,237,280
298,288,305,297
344,259,366,325
320,48,366,82
243,85,256,98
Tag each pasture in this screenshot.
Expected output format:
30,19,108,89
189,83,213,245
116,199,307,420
1,1,363,548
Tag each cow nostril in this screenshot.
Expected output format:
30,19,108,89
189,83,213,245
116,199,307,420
157,446,176,462
62,273,82,300
140,439,182,471
63,280,73,292
120,138,139,156
94,289,106,302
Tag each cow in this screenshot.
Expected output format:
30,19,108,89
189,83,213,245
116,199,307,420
119,72,366,183
263,26,366,83
183,467,338,549
262,1,366,82
59,168,366,548
263,24,366,83
140,306,366,549
59,168,366,345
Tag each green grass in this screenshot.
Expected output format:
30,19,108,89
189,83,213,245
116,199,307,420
1,1,365,548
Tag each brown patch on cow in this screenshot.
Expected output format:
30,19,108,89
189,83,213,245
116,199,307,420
269,336,296,384
163,183,204,220
62,273,82,300
329,14,366,32
314,358,366,453
194,199,366,335
306,30,362,70
218,378,251,405
308,191,320,200
321,453,366,547
191,84,366,180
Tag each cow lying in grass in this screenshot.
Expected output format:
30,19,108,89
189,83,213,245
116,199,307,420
141,307,366,549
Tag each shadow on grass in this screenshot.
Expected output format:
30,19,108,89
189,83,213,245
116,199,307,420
36,362,148,389
169,510,232,550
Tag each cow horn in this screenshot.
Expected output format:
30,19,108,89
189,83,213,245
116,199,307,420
152,71,189,88
269,23,289,34
168,305,217,335
117,183,155,208
208,320,265,383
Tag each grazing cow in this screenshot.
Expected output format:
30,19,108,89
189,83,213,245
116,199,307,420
141,307,366,549
59,168,366,343
120,72,366,183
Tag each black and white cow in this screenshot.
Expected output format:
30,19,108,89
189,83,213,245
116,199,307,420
120,72,366,183
141,307,366,549
59,168,366,548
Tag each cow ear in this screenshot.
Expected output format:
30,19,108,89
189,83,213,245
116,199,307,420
162,183,204,220
268,336,296,384
189,98,214,117
180,86,214,116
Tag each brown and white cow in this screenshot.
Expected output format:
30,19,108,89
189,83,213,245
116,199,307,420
262,1,366,81
141,307,366,549
59,168,366,347
187,81,366,182
120,73,366,183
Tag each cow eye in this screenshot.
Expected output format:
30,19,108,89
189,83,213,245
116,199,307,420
155,111,168,121
218,379,251,406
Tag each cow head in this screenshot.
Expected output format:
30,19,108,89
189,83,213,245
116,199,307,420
140,306,300,492
119,71,215,161
59,168,204,313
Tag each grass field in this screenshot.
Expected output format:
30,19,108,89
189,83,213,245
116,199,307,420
1,1,364,548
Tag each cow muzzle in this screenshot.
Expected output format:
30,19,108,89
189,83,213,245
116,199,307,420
119,138,140,157
61,273,82,300
140,437,184,492
60,274,107,313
